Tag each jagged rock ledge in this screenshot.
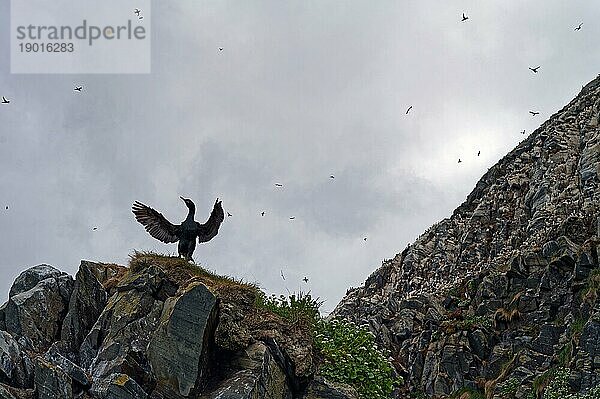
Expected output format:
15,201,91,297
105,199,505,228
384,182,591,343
0,254,357,399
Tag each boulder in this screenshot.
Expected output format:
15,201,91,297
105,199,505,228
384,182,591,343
90,373,147,399
200,342,291,399
4,267,73,351
9,265,66,298
301,376,359,399
0,331,30,388
34,357,73,399
61,261,108,353
43,344,91,389
148,282,218,398
80,267,166,392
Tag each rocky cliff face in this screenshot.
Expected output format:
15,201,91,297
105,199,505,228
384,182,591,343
332,75,600,398
0,255,358,399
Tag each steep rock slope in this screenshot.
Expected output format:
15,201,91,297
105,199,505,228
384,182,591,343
333,75,600,398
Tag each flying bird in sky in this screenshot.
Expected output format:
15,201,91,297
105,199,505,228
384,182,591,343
477,150,480,156
92,227,98,231
330,175,335,179
227,212,232,217
275,183,283,187
132,197,224,261
406,105,413,114
4,206,8,210
280,270,285,280
458,158,462,163
1,96,9,104
303,277,309,283
261,211,265,216
219,47,224,51
461,13,468,22
363,237,367,241
74,86,82,92
529,66,540,73
529,111,540,116
575,23,583,31
289,216,295,220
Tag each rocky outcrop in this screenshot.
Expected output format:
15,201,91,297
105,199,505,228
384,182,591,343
0,256,336,398
332,74,600,397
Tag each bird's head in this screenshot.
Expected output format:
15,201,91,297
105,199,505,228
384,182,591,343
180,196,196,213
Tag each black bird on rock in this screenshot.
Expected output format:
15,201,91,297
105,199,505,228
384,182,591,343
132,197,224,261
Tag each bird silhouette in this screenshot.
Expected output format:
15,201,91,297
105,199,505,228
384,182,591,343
406,105,413,114
477,150,480,156
521,130,526,135
280,270,285,280
92,227,98,231
219,47,224,51
132,197,224,262
4,206,8,210
575,23,583,31
529,111,540,116
458,158,462,163
1,96,9,104
134,8,141,16
261,211,265,216
303,277,309,283
74,86,82,92
289,216,295,220
275,183,283,187
363,237,367,241
461,13,468,22
330,175,335,179
227,212,232,217
529,66,540,73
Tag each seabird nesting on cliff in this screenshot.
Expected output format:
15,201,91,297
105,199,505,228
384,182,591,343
132,197,224,262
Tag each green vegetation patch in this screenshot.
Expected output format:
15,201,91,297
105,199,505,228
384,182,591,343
256,291,402,399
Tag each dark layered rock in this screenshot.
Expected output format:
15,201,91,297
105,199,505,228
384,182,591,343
80,267,168,393
148,282,218,398
333,74,600,397
200,342,291,399
61,261,108,354
0,331,30,388
90,373,147,399
0,383,33,399
34,357,73,399
301,376,359,399
3,266,73,352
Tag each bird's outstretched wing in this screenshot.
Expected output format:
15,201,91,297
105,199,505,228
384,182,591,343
132,201,180,243
197,198,224,243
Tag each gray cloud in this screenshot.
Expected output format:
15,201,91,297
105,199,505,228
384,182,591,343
1,0,599,313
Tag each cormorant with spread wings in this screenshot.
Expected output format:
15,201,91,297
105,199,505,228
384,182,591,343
132,197,224,261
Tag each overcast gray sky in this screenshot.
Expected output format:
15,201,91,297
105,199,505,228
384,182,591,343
1,1,599,314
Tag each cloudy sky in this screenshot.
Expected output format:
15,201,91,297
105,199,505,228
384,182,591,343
0,1,599,314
